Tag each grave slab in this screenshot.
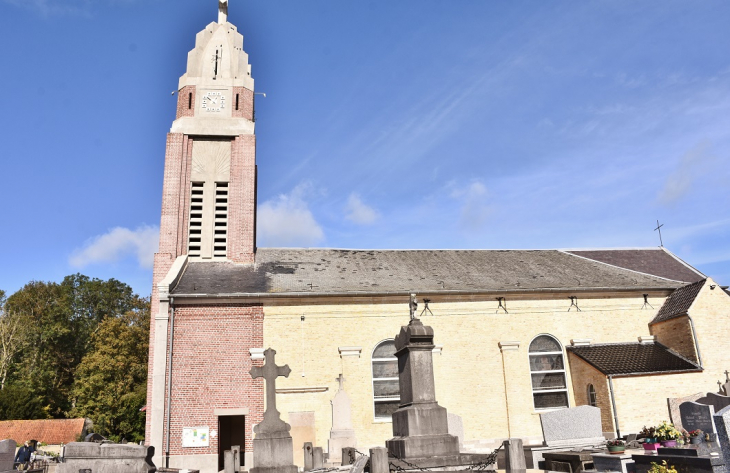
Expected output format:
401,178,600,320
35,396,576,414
713,405,730,472
328,374,356,465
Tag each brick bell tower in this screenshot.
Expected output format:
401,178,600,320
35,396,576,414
146,0,258,463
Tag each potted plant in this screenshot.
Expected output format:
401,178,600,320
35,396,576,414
688,429,704,444
606,439,626,454
656,421,682,447
640,426,660,451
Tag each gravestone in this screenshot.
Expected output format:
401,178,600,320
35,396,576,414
668,392,705,430
328,374,356,465
385,318,460,460
58,442,156,473
524,406,604,469
540,405,604,447
503,438,527,472
0,439,16,472
231,445,241,472
350,454,369,473
370,447,388,473
224,450,234,473
303,442,314,470
312,447,323,469
713,405,730,470
680,401,717,434
698,393,730,415
249,348,298,473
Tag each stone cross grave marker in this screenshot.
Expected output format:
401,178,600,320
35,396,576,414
329,373,356,464
250,348,292,434
679,401,717,435
249,348,298,473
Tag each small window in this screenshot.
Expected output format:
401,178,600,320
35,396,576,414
529,335,569,410
372,340,400,421
188,92,193,109
587,384,597,407
235,94,240,110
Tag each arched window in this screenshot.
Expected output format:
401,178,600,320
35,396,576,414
587,384,597,407
372,340,400,420
529,335,569,410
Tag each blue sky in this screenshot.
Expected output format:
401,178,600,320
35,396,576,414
1,0,729,297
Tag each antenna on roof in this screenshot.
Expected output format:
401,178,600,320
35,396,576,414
654,220,664,247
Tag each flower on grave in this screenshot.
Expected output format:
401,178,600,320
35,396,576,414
639,425,658,442
688,429,703,438
649,461,678,473
606,439,626,447
655,421,682,441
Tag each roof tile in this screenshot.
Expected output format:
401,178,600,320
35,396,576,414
567,342,700,376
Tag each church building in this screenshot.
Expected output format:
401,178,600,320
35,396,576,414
144,4,730,473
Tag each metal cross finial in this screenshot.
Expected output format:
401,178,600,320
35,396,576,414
725,370,729,381
218,0,228,24
654,220,664,247
336,373,345,391
249,348,291,433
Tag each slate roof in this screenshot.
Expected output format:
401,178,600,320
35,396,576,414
566,248,704,283
0,418,87,445
171,249,686,297
650,279,707,325
567,342,701,376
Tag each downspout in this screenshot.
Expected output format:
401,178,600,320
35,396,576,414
608,375,621,438
165,297,176,468
686,315,703,368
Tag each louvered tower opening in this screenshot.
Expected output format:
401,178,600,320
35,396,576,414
188,182,204,257
213,182,228,258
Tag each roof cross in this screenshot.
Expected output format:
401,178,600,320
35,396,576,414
250,348,291,433
654,220,664,247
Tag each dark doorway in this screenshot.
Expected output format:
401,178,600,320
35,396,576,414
218,415,246,471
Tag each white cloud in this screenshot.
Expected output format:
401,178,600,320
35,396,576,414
451,180,492,232
258,183,325,247
657,142,715,205
70,225,159,269
345,193,379,225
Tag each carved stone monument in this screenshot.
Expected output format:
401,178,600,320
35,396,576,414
680,401,717,435
386,318,460,461
328,374,357,464
249,348,298,473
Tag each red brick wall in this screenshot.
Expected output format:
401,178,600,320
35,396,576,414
228,135,256,263
176,86,197,119
232,87,254,120
165,304,264,456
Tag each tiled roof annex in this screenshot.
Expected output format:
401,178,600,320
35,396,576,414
650,279,707,325
567,342,700,376
566,248,704,283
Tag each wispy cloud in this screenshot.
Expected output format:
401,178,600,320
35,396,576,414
345,193,379,225
451,180,492,232
70,225,159,269
2,0,139,16
258,183,325,247
657,141,715,205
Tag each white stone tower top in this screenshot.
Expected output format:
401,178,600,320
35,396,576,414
218,0,228,24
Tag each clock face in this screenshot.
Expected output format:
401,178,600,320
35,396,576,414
201,91,226,113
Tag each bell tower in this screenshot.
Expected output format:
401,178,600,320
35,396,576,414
146,0,258,452
158,0,256,269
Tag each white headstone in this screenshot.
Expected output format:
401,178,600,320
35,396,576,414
328,374,356,464
540,405,604,447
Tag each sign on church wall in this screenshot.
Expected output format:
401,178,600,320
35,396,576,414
182,426,210,447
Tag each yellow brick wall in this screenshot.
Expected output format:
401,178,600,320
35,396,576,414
650,316,698,363
262,292,667,456
566,353,615,434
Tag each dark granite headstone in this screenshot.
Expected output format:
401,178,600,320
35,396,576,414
680,401,716,434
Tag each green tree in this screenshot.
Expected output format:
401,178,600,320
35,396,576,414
3,275,149,419
71,305,150,442
0,384,48,420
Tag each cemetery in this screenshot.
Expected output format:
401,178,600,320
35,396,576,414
4,311,728,473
